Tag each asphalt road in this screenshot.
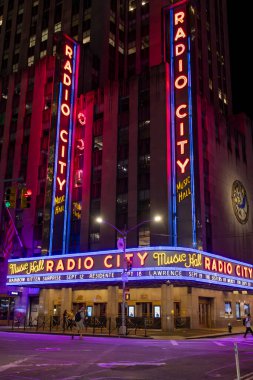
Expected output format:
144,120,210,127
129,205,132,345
0,332,253,379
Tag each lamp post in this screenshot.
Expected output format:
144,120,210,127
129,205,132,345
96,215,162,335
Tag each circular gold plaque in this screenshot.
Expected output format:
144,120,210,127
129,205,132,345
231,180,249,224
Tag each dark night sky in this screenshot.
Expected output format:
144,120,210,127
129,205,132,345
227,2,253,119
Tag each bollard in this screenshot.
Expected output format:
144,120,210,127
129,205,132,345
234,343,240,380
228,323,232,333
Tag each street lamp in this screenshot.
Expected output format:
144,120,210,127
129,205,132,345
96,215,162,335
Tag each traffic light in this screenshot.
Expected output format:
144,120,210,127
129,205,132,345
126,257,133,271
4,187,17,208
21,188,32,208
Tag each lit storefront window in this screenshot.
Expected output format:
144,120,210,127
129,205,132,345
236,302,241,319
224,301,232,315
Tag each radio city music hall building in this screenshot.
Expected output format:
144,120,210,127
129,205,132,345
0,0,253,331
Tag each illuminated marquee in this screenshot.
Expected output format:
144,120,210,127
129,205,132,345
6,247,253,290
49,34,80,254
166,1,196,246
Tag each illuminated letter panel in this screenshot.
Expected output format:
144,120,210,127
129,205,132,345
49,34,80,255
167,2,196,247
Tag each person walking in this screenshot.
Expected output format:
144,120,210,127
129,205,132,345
63,309,68,330
72,306,85,339
244,314,253,338
67,310,75,330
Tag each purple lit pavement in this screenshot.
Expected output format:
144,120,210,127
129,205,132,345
1,331,253,379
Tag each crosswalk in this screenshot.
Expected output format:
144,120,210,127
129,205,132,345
237,372,253,380
152,337,253,348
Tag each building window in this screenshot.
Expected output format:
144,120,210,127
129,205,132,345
154,306,161,318
83,31,90,44
244,303,250,316
138,226,150,246
54,22,61,32
109,33,115,47
41,29,48,42
94,136,103,150
72,14,79,27
139,154,150,168
27,56,34,66
129,0,136,11
89,232,100,243
117,193,128,206
235,302,241,320
128,45,136,55
40,50,47,58
117,160,128,177
224,301,232,316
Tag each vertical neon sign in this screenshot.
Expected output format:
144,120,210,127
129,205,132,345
166,1,196,247
49,35,80,255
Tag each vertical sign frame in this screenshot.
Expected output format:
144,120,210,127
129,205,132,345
164,1,196,247
49,34,80,255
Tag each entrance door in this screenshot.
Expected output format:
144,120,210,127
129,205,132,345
29,296,39,326
199,297,212,328
94,303,106,317
136,302,152,317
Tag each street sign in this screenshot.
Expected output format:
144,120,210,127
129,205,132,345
117,238,124,251
122,272,128,282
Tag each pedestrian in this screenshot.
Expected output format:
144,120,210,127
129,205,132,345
244,314,253,338
72,306,85,339
67,310,75,330
63,309,68,330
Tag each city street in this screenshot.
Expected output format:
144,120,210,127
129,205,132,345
0,332,253,379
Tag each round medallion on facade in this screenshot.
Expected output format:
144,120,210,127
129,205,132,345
231,180,249,224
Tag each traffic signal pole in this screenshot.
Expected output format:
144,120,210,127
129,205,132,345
120,233,127,336
96,216,162,336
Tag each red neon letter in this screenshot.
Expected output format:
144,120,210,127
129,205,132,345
65,44,73,59
178,59,183,72
46,260,54,272
176,104,187,118
104,255,113,268
64,89,69,101
137,252,148,266
63,73,71,86
60,130,68,142
177,140,188,154
56,259,64,271
84,257,94,270
67,259,75,271
57,177,66,191
174,11,185,25
177,158,189,173
59,161,66,174
64,60,72,74
204,257,210,270
61,103,70,116
175,44,185,56
180,122,184,136
174,27,186,41
175,75,187,89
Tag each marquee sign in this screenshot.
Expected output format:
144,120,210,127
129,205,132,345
49,34,80,254
6,247,253,290
165,1,196,247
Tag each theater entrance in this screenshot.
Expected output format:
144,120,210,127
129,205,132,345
199,297,213,328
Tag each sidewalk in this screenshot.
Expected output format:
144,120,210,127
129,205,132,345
0,325,245,340
149,326,244,340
